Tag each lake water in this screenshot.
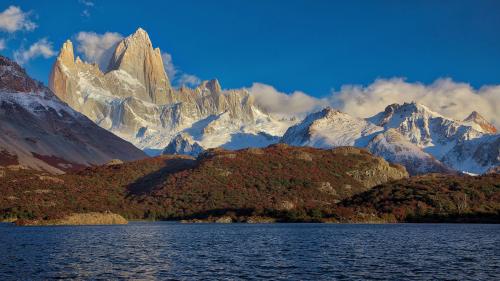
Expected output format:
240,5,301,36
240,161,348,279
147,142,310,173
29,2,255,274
0,222,499,280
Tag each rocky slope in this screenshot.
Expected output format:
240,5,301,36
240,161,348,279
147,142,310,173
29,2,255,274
282,102,498,174
0,55,146,173
50,28,292,153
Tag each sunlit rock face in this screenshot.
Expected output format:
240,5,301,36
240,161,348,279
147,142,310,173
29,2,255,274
50,28,294,153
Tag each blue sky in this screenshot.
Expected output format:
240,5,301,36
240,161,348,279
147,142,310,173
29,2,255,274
1,0,500,97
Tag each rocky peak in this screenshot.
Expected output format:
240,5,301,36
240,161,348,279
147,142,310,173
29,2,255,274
199,79,221,93
106,27,170,104
0,55,47,94
463,111,497,134
370,102,443,127
58,40,75,68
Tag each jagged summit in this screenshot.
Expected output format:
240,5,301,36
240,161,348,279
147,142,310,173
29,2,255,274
106,27,170,104
463,111,497,134
49,28,291,152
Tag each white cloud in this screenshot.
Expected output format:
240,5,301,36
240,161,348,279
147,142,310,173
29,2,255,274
178,74,201,87
0,6,36,33
75,31,123,71
13,38,55,64
162,51,200,87
0,38,5,50
248,83,329,118
330,78,500,126
249,78,500,127
161,52,177,79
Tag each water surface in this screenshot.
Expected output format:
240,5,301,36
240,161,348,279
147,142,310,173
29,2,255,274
0,222,498,280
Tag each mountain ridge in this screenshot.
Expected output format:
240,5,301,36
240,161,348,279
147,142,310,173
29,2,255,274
0,55,146,173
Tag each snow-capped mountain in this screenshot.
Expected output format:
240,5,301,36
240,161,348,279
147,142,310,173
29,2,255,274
368,103,484,157
0,55,146,174
50,28,292,154
282,102,498,175
281,107,383,148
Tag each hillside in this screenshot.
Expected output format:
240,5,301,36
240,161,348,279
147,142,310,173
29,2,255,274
341,173,500,223
0,145,408,222
2,144,498,224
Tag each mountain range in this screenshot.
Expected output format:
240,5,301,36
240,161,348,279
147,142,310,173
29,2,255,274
50,28,293,155
0,27,491,175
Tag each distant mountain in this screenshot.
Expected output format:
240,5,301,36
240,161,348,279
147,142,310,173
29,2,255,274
0,55,146,173
282,102,498,175
281,107,382,148
50,28,293,153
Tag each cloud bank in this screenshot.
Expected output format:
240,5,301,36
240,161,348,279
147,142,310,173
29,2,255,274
249,79,500,127
75,31,123,71
0,6,36,33
248,83,329,118
13,38,55,64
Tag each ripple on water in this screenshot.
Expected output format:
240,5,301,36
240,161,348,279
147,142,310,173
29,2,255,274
0,223,499,280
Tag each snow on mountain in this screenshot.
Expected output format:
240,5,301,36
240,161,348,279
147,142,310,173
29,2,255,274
0,55,146,173
367,129,452,175
47,28,497,175
441,134,499,174
282,103,498,175
162,133,204,157
367,102,486,158
281,107,383,148
50,28,292,153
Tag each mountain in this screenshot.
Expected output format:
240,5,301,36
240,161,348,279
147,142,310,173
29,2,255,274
281,107,383,148
282,102,498,174
50,28,292,153
0,55,146,174
162,133,204,156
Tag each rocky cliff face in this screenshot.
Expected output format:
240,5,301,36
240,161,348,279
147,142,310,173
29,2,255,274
0,55,146,174
106,28,170,104
50,28,291,152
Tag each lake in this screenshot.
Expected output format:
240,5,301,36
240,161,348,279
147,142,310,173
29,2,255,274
0,222,499,280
